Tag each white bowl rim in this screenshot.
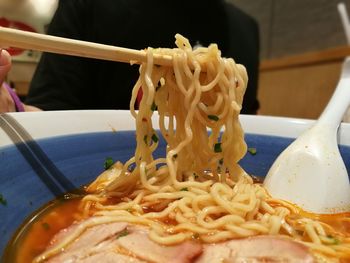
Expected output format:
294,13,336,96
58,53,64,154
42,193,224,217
1,110,350,148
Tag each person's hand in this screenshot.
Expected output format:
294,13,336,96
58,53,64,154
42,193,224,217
0,49,15,112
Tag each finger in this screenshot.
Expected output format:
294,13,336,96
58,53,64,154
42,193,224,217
0,82,16,112
0,49,12,84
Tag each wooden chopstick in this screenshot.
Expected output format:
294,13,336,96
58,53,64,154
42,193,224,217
0,27,173,66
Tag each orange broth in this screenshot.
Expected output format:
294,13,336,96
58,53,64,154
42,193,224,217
3,195,82,263
3,186,350,262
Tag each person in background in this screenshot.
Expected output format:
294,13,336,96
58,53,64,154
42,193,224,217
0,0,260,114
0,49,40,112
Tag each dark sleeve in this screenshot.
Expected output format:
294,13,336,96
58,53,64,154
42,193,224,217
241,17,260,115
25,0,95,110
225,4,260,114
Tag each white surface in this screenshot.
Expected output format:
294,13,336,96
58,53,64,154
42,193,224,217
1,110,350,213
338,3,350,45
1,110,350,148
264,123,350,213
0,110,134,147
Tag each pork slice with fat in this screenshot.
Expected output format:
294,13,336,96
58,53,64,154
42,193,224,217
44,219,202,263
75,251,146,263
44,219,314,263
46,221,128,262
195,235,315,263
115,226,202,263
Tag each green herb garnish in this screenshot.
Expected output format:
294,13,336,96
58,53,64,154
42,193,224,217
248,147,257,155
42,222,50,231
151,134,159,143
0,194,7,206
180,187,188,191
327,235,340,245
208,115,219,121
156,81,162,91
151,102,157,111
192,233,200,239
116,229,129,239
104,157,114,170
214,143,222,153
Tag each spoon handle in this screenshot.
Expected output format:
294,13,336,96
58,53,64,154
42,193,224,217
318,56,350,128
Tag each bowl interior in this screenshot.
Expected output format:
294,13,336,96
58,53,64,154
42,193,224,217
1,130,350,257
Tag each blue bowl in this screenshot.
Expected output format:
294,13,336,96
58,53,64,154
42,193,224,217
1,111,350,259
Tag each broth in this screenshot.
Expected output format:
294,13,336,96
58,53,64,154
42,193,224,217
4,187,350,262
3,194,82,263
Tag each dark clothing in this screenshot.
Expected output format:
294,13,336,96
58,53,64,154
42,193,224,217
26,0,260,114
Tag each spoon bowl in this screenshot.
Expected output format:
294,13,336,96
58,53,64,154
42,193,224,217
263,57,350,214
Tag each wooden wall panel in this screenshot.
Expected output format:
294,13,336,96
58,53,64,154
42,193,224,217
258,61,342,119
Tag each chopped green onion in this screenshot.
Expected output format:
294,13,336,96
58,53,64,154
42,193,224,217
156,82,161,91
42,222,50,231
0,194,7,206
327,235,340,245
208,115,219,121
192,233,200,239
214,143,222,153
248,147,257,155
180,187,188,191
116,229,129,239
151,102,157,111
104,157,114,170
151,134,159,143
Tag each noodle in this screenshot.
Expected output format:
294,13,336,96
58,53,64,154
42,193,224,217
33,34,350,262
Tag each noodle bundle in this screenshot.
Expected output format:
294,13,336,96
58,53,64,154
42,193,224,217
34,35,350,262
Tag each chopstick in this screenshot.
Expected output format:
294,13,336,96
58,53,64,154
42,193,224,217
0,27,173,66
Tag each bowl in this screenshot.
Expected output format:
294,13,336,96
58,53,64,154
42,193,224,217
1,110,350,258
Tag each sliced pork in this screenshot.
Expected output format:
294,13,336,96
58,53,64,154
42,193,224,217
45,219,202,263
75,251,146,263
195,235,315,263
43,218,316,263
117,226,202,263
46,221,129,263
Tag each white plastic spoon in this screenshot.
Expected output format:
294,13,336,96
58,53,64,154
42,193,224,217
263,57,350,214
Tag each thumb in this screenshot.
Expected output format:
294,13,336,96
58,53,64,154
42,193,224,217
0,49,12,84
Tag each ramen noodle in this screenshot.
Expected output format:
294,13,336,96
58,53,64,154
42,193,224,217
31,34,350,262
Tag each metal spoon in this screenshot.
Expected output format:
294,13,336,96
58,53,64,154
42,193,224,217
263,57,350,214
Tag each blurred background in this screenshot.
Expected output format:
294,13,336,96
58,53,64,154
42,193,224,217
1,0,350,119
